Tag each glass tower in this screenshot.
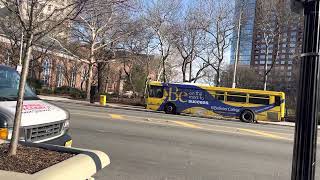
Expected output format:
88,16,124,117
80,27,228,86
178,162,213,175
230,0,257,65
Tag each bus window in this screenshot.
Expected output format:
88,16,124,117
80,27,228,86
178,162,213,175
227,92,247,102
149,86,163,98
216,91,225,101
275,96,281,106
249,94,269,105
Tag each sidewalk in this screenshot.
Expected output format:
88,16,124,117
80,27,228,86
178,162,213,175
38,95,147,112
39,95,307,128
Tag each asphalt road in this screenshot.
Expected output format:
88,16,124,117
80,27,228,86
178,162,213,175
51,101,320,180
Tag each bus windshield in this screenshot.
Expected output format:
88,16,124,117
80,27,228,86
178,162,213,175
0,66,38,101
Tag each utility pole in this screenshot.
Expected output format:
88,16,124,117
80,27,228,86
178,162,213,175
291,1,320,180
232,5,243,88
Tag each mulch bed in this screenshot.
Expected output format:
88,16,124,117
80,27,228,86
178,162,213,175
0,144,75,174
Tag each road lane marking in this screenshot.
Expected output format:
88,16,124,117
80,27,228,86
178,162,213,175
237,128,291,141
110,114,124,119
171,121,201,129
70,111,292,141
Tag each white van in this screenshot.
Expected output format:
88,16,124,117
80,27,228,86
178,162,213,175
0,65,72,146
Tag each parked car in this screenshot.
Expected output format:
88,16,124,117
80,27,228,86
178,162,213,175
123,91,135,98
0,65,72,146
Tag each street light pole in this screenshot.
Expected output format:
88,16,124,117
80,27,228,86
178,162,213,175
19,31,24,65
232,8,242,88
291,1,320,180
16,31,24,73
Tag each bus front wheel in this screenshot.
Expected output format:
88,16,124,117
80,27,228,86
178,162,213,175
240,110,255,123
164,103,176,114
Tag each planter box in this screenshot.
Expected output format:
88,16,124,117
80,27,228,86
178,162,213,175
0,142,110,180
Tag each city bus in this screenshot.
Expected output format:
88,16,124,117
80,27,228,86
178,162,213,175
146,81,285,123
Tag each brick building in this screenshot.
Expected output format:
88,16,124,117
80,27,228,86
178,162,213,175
0,35,157,95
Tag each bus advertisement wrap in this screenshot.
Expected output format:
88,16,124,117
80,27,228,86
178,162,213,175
153,83,282,119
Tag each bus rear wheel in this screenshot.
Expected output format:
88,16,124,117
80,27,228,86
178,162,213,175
164,103,176,114
240,110,255,123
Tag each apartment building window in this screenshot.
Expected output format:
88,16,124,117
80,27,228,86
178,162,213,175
56,63,64,87
287,72,292,76
281,66,285,70
288,60,293,64
288,66,292,70
42,58,51,87
29,57,36,79
290,43,296,48
70,66,77,88
281,61,285,64
259,55,265,59
260,60,265,64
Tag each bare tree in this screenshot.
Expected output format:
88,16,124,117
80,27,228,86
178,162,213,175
197,0,234,86
0,0,84,155
172,7,209,82
53,0,136,100
220,65,262,89
255,0,294,90
119,21,156,96
143,0,181,83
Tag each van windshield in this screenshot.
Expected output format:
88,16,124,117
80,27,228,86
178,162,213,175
0,66,38,101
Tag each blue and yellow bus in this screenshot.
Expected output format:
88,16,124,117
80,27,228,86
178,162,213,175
146,81,285,123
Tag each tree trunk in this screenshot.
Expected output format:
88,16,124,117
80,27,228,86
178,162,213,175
216,65,221,86
189,61,192,82
8,33,34,156
162,58,166,83
182,63,186,82
86,63,93,101
98,62,107,94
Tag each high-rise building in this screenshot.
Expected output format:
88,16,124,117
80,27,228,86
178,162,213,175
230,0,257,65
250,0,303,87
231,0,303,90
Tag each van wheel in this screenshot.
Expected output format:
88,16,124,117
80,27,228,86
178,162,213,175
164,103,176,114
240,110,255,123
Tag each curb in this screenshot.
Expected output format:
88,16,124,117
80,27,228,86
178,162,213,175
39,96,315,129
42,98,151,113
0,142,110,180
